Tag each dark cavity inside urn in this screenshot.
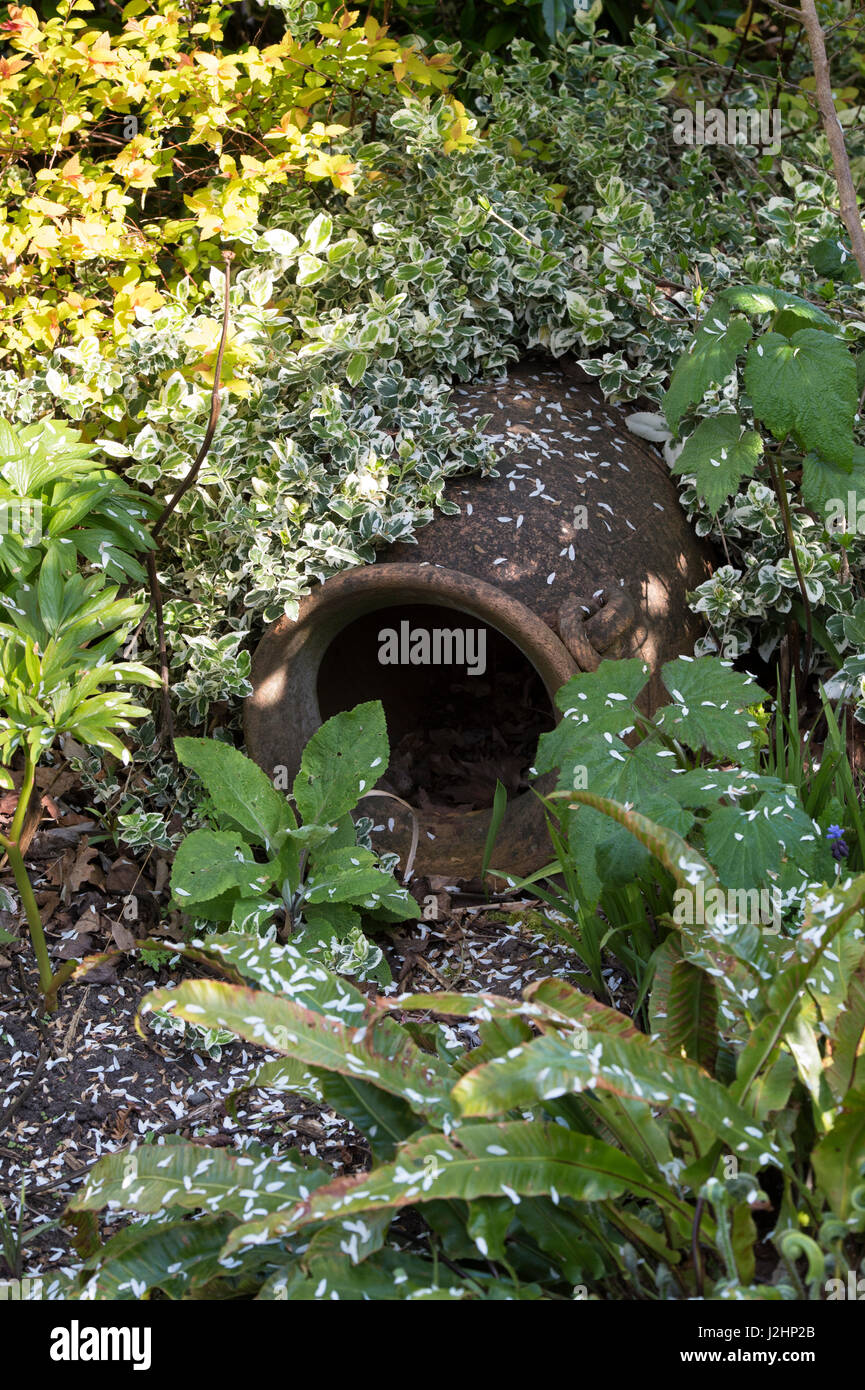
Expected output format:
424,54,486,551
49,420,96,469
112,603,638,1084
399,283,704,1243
244,360,715,880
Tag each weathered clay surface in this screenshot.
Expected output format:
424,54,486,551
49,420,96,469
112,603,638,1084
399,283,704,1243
245,358,715,879
385,357,714,707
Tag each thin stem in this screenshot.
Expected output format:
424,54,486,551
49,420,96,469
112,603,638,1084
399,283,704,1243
799,0,865,283
0,756,58,1003
768,451,812,688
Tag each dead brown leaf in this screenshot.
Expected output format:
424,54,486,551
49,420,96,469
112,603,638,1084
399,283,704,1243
110,919,136,951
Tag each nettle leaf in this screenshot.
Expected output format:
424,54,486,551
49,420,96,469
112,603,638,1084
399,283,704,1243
70,1135,331,1219
170,829,274,907
293,701,388,827
175,737,295,851
802,445,865,520
666,767,787,810
654,657,767,763
744,329,857,468
663,307,753,432
140,978,453,1124
223,1123,667,1256
671,415,763,513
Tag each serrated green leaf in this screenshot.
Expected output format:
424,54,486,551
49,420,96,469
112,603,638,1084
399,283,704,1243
664,309,753,432
170,829,273,906
802,445,865,520
293,701,388,827
744,329,856,467
655,657,767,763
672,415,763,513
175,737,295,851
702,792,819,889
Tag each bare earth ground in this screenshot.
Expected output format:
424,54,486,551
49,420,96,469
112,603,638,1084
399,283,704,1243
1,862,612,1281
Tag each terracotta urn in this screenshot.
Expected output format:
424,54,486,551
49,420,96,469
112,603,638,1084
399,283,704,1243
245,359,714,879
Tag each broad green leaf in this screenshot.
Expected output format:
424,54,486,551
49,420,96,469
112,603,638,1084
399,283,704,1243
170,829,273,907
802,446,865,519
523,977,642,1038
671,415,762,513
649,937,719,1072
812,1088,865,1220
313,1073,421,1159
826,966,865,1100
808,237,861,286
293,701,389,827
515,1198,607,1282
303,212,332,255
248,1055,324,1099
257,1248,487,1301
744,329,856,467
223,1123,678,1255
663,308,753,432
702,793,820,890
453,1032,782,1168
175,737,295,851
655,657,767,763
139,978,453,1124
74,1216,237,1300
0,417,25,461
70,1135,331,1218
566,790,718,892
536,659,650,781
346,351,367,386
184,933,371,1021
36,544,64,634
717,284,834,325
303,845,415,917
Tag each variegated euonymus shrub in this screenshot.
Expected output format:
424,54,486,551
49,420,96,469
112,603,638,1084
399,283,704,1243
661,284,865,705
55,792,865,1301
0,417,157,1004
4,15,865,852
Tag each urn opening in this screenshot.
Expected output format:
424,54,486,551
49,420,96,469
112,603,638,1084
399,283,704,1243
316,601,555,814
